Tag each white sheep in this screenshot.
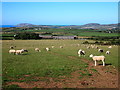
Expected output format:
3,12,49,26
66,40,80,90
98,49,104,53
106,51,110,54
95,46,99,49
46,47,50,51
108,46,112,48
60,46,63,48
9,49,16,54
89,54,105,66
16,49,28,55
10,46,16,49
87,46,90,49
51,46,55,48
77,44,80,46
35,48,41,52
10,46,14,49
78,49,85,57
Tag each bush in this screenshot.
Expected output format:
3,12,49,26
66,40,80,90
95,41,99,44
14,32,40,40
82,41,89,44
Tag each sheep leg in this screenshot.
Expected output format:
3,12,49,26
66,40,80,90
79,54,80,57
102,60,105,66
95,61,97,66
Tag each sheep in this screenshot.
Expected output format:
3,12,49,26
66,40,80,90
106,51,110,54
51,46,55,48
89,54,105,66
9,49,16,54
16,49,28,55
87,46,90,49
77,44,80,46
46,47,50,51
10,46,16,49
60,46,63,48
98,49,104,53
95,46,99,49
108,46,112,48
10,46,14,49
78,49,85,57
35,48,41,52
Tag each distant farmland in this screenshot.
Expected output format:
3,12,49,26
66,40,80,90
1,28,119,38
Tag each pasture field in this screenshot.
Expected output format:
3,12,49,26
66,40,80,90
1,29,119,37
2,40,118,88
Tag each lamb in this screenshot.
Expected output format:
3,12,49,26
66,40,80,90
89,54,105,66
46,47,50,51
78,49,85,57
98,49,104,53
16,49,28,55
35,48,41,52
9,49,16,54
106,51,110,54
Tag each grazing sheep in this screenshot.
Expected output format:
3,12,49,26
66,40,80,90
87,46,90,49
16,49,28,55
35,48,41,52
98,49,104,53
60,46,63,48
46,47,50,51
108,46,112,48
78,49,85,57
10,46,14,49
9,49,16,54
106,51,110,54
95,46,99,49
51,46,54,48
10,46,16,49
89,54,105,66
77,44,80,46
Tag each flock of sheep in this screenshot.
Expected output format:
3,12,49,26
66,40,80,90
77,45,112,66
9,44,113,66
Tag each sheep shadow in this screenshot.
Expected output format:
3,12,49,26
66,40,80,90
98,63,112,66
21,53,29,55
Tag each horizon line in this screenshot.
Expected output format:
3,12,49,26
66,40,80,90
1,23,118,26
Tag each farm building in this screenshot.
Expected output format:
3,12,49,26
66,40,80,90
39,35,78,39
39,35,53,39
53,36,78,39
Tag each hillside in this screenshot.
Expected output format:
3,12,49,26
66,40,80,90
15,23,118,30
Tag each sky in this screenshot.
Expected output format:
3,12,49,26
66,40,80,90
1,0,120,2
2,2,118,25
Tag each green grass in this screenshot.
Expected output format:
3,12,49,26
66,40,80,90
2,40,119,83
1,28,119,37
77,32,119,37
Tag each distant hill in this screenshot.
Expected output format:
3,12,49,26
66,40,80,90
16,23,35,27
15,23,118,30
84,23,100,26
